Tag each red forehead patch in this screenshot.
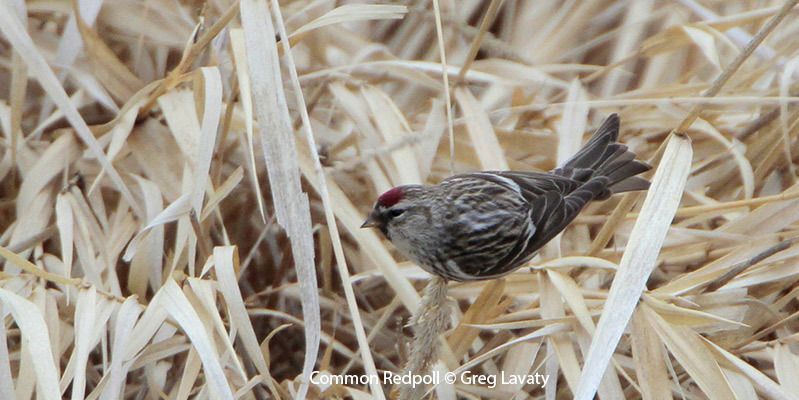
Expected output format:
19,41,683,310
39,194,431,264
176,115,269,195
377,187,403,207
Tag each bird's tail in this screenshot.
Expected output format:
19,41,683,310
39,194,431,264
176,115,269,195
553,114,650,199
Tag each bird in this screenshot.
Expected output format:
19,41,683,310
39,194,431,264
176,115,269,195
360,114,651,281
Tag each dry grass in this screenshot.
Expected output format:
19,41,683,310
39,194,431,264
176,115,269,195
2,0,799,398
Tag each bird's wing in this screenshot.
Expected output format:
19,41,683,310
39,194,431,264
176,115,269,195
469,171,582,200
477,172,609,272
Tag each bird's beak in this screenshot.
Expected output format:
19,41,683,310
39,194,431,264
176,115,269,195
361,213,378,229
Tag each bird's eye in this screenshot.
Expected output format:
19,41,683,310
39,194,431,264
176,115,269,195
388,208,405,218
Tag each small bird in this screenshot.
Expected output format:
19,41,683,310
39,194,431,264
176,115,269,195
361,114,650,281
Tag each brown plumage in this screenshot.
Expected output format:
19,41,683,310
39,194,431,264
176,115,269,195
361,114,650,281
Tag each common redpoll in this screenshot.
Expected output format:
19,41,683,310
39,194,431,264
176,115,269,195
361,114,650,281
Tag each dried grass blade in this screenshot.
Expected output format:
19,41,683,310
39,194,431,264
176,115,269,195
630,310,671,400
229,28,264,222
128,177,164,297
448,280,505,358
416,99,446,181
575,133,692,400
10,51,25,170
100,296,141,400
90,101,141,195
213,246,279,393
362,87,421,184
70,287,97,400
689,118,754,199
0,315,15,399
158,280,234,399
682,26,722,70
120,296,167,366
123,194,191,262
55,193,75,283
0,288,60,400
0,244,78,285
642,305,737,399
174,349,202,400
201,166,243,221
157,90,200,160
454,87,508,170
449,323,569,377
537,256,618,270
705,339,799,400
240,1,320,398
191,67,223,215
547,270,625,398
273,0,395,395
185,278,247,381
432,0,455,173
16,133,79,230
546,271,594,335
557,79,589,164
291,4,407,37
540,273,581,393
779,56,799,180
774,343,799,395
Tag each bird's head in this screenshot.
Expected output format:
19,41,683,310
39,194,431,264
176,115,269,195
361,185,427,238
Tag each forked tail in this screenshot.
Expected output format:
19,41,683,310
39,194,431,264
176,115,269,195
553,113,650,199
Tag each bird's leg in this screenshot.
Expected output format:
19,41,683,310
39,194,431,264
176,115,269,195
397,276,450,400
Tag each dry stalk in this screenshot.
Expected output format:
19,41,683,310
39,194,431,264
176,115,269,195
431,0,456,175
705,236,799,292
397,276,450,400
